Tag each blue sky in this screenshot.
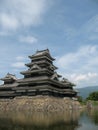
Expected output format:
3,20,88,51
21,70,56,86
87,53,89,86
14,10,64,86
0,0,98,88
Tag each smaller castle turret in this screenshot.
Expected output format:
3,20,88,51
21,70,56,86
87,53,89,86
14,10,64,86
0,73,17,84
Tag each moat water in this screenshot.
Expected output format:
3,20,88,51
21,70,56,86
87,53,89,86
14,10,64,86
0,109,98,130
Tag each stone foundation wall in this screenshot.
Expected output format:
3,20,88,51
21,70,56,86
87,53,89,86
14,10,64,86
0,96,81,112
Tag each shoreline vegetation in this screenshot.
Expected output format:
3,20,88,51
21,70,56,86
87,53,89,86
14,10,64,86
0,109,82,129
78,91,98,109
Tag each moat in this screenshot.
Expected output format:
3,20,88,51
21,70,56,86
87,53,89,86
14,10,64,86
0,109,98,130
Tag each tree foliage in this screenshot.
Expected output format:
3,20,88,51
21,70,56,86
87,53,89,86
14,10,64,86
86,91,98,101
78,96,83,102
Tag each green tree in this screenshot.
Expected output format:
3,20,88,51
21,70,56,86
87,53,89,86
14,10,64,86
86,91,98,101
78,96,83,102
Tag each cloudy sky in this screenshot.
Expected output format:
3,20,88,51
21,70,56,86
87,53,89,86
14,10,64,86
0,0,98,88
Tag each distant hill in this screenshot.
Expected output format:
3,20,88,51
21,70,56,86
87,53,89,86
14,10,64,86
77,86,98,99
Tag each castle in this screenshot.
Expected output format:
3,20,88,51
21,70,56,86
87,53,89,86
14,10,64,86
0,49,77,99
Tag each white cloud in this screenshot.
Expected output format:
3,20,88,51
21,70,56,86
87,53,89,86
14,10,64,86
16,56,25,61
61,72,98,88
0,31,10,36
84,15,98,33
0,13,19,30
79,15,98,41
57,45,98,69
19,36,38,44
70,73,98,83
0,0,49,31
56,45,98,87
11,62,25,68
63,14,98,42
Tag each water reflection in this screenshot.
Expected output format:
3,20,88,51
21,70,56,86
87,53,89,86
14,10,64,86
0,109,98,130
87,109,98,125
0,110,81,130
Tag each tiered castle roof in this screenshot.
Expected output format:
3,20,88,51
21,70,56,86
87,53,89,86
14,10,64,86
0,49,77,98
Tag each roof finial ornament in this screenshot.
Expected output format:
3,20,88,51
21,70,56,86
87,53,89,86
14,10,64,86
46,48,49,52
62,78,68,82
36,49,39,53
7,72,10,75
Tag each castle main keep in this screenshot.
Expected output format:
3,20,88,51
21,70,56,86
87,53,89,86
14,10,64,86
0,49,77,99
